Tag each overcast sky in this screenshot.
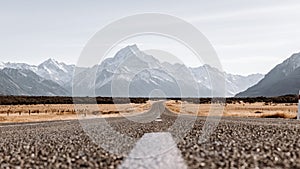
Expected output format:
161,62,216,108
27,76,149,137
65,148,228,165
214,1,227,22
0,0,300,75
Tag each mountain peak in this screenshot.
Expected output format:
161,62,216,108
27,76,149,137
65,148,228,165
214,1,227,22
113,44,142,61
128,44,139,52
122,44,141,54
42,58,59,65
39,58,63,69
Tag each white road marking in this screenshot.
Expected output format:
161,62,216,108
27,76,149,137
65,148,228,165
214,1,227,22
119,132,188,169
155,118,162,122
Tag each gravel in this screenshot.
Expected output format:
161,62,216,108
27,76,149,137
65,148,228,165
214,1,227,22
1,103,300,168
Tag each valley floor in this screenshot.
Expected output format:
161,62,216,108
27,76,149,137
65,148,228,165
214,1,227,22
0,103,151,123
0,101,297,123
166,101,297,119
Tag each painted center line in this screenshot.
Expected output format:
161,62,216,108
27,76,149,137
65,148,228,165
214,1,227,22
119,132,187,169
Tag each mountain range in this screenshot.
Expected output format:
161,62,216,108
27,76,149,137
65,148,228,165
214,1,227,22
0,68,69,96
236,52,300,97
0,45,265,97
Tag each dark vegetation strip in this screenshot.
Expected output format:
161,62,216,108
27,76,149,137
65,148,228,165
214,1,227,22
0,95,297,105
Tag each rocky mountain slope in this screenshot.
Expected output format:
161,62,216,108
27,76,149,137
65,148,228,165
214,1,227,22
0,68,69,96
236,52,300,97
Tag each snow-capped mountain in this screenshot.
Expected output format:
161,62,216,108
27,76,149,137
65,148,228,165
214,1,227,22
37,58,75,86
0,68,69,96
73,45,188,97
73,45,263,97
0,45,264,97
236,52,300,97
0,59,75,86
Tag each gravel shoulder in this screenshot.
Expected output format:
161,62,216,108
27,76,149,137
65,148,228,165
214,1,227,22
1,105,300,168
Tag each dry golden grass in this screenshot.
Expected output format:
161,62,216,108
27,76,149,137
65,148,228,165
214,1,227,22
1,100,297,123
0,103,151,123
165,100,297,119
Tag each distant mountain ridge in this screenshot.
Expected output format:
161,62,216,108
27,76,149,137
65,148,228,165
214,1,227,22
0,68,69,96
0,59,74,86
72,45,263,97
236,52,300,97
0,45,264,97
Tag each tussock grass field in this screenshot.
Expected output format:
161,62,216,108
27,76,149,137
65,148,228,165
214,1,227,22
0,100,297,123
165,100,297,119
0,103,151,123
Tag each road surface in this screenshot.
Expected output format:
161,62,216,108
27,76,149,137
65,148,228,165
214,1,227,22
1,102,300,168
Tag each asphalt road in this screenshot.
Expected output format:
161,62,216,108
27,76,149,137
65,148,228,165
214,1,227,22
1,102,300,168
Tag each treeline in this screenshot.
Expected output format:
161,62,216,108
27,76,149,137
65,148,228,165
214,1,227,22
0,95,297,105
170,94,298,104
0,96,148,105
227,95,298,104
